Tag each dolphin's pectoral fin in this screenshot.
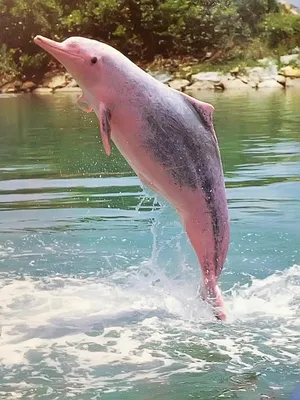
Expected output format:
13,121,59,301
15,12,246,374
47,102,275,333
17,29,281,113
98,105,112,156
77,94,93,113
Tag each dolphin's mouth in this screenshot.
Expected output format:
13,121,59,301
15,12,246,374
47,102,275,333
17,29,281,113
34,35,85,62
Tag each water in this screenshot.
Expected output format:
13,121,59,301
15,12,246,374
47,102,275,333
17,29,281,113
0,89,299,399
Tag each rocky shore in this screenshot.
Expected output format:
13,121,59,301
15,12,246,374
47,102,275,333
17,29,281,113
1,52,300,95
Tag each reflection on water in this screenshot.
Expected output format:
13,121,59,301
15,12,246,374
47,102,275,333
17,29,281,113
0,89,299,399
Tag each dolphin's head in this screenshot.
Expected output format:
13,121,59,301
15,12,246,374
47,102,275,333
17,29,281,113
34,35,123,97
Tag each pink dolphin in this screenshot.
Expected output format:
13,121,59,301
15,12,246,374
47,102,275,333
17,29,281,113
34,35,230,320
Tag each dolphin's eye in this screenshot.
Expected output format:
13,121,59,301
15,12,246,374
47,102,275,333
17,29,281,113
91,57,98,64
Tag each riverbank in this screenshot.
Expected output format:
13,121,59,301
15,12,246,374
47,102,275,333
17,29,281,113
1,54,300,95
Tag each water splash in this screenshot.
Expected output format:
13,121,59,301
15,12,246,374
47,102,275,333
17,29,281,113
0,261,299,399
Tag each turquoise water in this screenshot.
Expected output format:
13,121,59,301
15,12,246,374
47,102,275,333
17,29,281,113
0,89,299,399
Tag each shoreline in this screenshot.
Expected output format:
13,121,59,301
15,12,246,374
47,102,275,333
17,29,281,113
1,58,300,95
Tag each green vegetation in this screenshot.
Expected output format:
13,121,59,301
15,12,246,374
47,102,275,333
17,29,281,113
0,0,300,80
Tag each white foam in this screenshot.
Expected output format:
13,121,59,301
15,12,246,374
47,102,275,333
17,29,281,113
0,264,299,397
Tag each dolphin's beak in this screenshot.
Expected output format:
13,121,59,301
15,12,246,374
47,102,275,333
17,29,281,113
34,35,84,64
34,35,64,54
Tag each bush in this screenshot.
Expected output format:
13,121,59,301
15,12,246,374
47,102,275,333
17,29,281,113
235,0,279,34
0,0,299,80
261,12,300,50
0,44,18,76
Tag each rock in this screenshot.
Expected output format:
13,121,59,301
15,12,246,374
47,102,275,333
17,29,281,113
6,88,17,94
230,67,240,77
32,87,53,94
1,82,17,93
214,82,225,91
0,75,12,88
280,66,300,78
20,81,37,92
64,72,73,81
221,78,251,90
181,66,192,72
258,57,277,66
258,79,283,89
66,79,79,88
280,54,299,65
191,71,221,83
168,79,190,91
248,80,259,89
239,76,248,84
246,67,265,82
43,74,67,89
266,64,278,78
54,87,82,93
292,46,300,54
246,65,278,88
286,78,300,88
148,71,173,83
185,81,215,92
247,65,278,82
13,80,23,89
276,75,286,86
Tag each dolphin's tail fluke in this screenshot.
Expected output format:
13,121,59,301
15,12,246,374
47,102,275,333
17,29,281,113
197,281,226,321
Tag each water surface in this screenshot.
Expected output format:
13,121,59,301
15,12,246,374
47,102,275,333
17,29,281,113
0,89,299,399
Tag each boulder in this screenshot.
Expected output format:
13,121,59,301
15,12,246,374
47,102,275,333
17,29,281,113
43,73,67,89
239,76,248,84
220,78,251,90
257,57,276,66
181,66,192,74
276,75,286,86
214,82,225,91
246,65,278,82
1,82,17,93
280,54,299,65
32,87,53,94
280,66,300,78
148,71,173,83
191,71,221,83
286,78,300,88
168,79,190,91
66,78,79,88
0,75,12,88
248,80,259,89
55,87,82,93
229,67,240,77
13,80,23,89
65,72,73,81
185,81,215,92
20,81,37,92
258,79,283,89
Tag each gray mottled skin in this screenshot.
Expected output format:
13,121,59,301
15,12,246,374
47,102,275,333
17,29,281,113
101,108,111,139
141,91,225,276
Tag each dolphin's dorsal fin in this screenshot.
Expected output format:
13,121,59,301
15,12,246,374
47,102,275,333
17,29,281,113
171,89,217,140
179,91,215,115
99,104,112,156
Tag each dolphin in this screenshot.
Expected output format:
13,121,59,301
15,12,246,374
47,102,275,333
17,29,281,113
34,35,230,320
